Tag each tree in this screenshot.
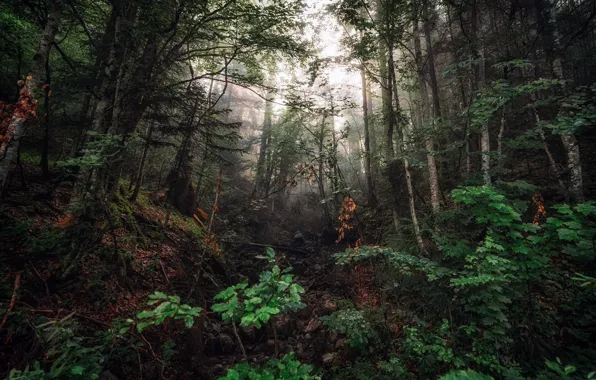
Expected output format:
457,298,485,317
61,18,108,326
0,0,64,192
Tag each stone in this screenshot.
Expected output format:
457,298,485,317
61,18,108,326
322,352,338,364
335,338,346,348
296,305,313,319
205,333,235,355
240,325,257,342
100,371,119,380
272,314,296,338
305,318,322,333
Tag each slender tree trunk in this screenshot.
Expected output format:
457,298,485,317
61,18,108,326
0,0,64,193
130,122,154,202
254,86,274,197
404,157,426,251
376,0,394,159
72,8,117,157
366,79,376,158
317,116,332,227
423,3,442,118
40,51,52,178
471,3,490,185
540,0,584,203
360,65,377,207
414,10,440,212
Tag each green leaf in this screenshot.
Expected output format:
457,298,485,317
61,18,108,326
184,315,195,329
71,365,85,375
137,310,155,319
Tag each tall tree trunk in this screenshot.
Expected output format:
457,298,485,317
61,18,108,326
40,50,52,178
360,65,377,207
0,0,64,193
72,7,118,157
404,157,426,251
254,86,274,197
414,8,441,212
69,4,130,205
317,116,332,227
130,122,154,202
471,3,490,185
538,0,584,203
376,0,394,159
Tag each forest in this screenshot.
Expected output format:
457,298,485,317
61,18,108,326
1,0,596,378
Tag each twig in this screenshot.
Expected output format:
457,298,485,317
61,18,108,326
232,322,247,362
159,260,170,284
19,308,110,326
0,273,22,331
28,261,50,296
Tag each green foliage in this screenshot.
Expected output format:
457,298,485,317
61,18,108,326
9,317,103,380
59,132,126,169
333,245,452,281
321,308,379,351
212,248,305,328
218,353,318,380
135,292,202,332
546,84,596,135
541,202,596,258
439,370,494,380
0,220,67,256
331,357,410,380
544,358,578,379
404,320,462,370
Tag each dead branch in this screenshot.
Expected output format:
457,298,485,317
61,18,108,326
0,273,22,331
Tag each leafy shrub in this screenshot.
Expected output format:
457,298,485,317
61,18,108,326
135,291,203,332
330,357,410,380
321,302,389,354
439,369,494,380
321,308,378,351
403,319,463,376
218,353,318,380
212,248,305,328
9,317,103,379
333,245,452,281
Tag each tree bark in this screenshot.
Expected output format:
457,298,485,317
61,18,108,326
254,86,274,197
376,0,394,159
542,0,584,203
471,3,490,185
130,122,154,202
0,0,64,193
360,65,377,207
40,50,52,178
413,8,441,212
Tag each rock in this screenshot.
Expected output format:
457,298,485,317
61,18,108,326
305,318,322,333
335,338,346,348
205,333,235,355
291,262,307,276
322,352,338,364
272,315,296,338
100,371,119,380
317,299,337,317
292,231,305,247
240,325,257,342
296,305,313,319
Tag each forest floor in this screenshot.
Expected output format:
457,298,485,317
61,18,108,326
0,160,379,379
